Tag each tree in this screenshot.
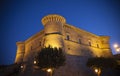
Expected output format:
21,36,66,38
34,45,66,76
86,57,117,76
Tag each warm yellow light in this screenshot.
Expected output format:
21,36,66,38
116,48,120,52
95,68,98,73
47,68,52,72
44,35,62,48
34,60,37,64
21,65,23,69
114,44,118,48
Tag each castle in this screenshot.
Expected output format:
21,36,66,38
15,14,113,76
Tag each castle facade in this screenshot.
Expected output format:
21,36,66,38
15,14,112,76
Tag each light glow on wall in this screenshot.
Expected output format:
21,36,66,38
21,65,23,69
34,60,37,64
44,35,62,48
94,68,98,73
116,48,120,52
47,68,52,72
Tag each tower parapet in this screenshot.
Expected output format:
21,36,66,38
41,14,66,25
41,14,66,35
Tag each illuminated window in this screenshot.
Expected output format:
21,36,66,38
66,35,70,40
78,39,81,44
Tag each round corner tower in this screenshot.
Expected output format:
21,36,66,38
15,41,25,63
41,14,66,48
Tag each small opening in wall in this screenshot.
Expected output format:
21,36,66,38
31,46,32,50
97,44,99,48
89,42,91,46
66,35,70,40
68,48,70,50
78,39,81,44
39,41,41,46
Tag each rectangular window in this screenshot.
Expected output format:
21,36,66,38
66,35,70,40
39,41,41,46
89,42,91,46
31,46,32,50
68,48,70,50
78,39,81,44
97,44,99,48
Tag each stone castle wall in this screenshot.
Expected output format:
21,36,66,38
15,14,113,76
63,24,112,57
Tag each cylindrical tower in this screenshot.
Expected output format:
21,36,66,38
15,42,25,63
42,14,66,48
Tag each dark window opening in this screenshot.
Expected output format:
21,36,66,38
66,35,70,40
31,46,32,50
97,44,99,48
39,41,41,46
89,42,91,46
78,39,81,44
68,48,70,50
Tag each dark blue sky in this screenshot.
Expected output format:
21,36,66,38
1,0,120,64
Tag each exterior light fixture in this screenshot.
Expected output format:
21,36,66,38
47,68,52,72
113,44,118,48
94,68,101,76
116,48,120,52
95,68,98,73
20,65,23,69
34,60,37,64
113,43,120,53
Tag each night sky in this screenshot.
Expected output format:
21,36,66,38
1,0,120,65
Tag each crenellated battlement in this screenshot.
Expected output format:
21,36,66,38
41,14,66,25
